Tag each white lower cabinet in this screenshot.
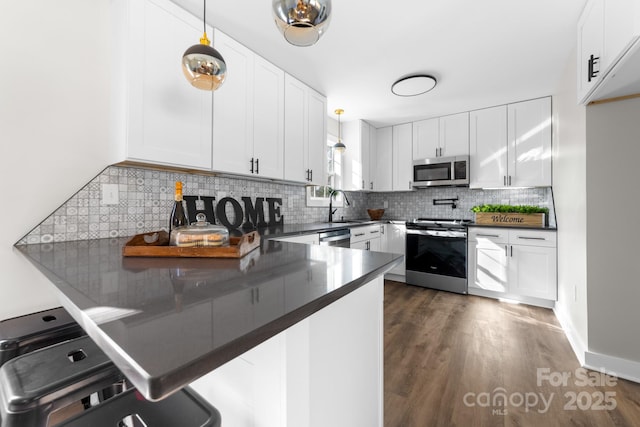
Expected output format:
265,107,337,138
383,222,406,278
190,276,384,427
350,224,383,251
468,227,557,306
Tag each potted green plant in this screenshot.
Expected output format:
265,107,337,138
471,204,549,227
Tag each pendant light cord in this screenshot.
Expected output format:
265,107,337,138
203,0,206,34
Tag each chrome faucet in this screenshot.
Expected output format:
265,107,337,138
328,189,350,223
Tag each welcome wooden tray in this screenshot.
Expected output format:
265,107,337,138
122,230,261,258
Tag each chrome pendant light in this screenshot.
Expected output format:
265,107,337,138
182,0,226,91
333,109,346,153
272,0,332,47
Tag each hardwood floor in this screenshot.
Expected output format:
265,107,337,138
384,280,640,427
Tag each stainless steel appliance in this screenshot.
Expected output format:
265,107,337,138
318,229,351,248
412,155,469,187
405,218,471,294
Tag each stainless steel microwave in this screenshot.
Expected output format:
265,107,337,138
412,155,469,187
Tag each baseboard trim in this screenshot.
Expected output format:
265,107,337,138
553,305,640,384
552,304,587,366
468,287,555,308
584,351,640,384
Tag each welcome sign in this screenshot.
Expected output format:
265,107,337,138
183,195,283,230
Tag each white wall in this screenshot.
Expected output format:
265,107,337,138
551,48,588,362
586,97,640,365
0,0,117,319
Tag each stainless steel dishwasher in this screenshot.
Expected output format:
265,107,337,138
318,229,351,248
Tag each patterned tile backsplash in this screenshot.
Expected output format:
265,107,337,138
17,165,555,245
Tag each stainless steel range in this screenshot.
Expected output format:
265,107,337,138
405,218,471,294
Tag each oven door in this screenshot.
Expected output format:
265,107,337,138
405,229,468,293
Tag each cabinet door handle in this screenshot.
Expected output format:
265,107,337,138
517,236,546,241
354,233,365,237
250,158,254,173
508,175,512,186
362,180,365,189
310,169,313,182
370,230,379,234
435,148,439,157
409,181,412,189
588,54,600,82
504,245,508,257
510,245,513,257
370,182,373,190
256,158,259,174
503,176,506,186
477,233,500,238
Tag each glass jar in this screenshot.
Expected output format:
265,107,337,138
170,213,230,247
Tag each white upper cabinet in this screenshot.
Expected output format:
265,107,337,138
307,89,327,186
116,0,213,170
413,113,469,160
577,0,605,103
252,56,285,179
373,127,393,191
439,112,470,157
341,120,373,191
212,30,284,180
507,97,552,187
412,118,439,159
470,97,551,188
283,74,327,186
392,123,414,191
578,0,640,103
469,105,508,188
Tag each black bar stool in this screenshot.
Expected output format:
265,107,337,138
56,387,222,427
0,307,85,366
0,336,124,427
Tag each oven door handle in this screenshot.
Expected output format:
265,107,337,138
406,229,466,238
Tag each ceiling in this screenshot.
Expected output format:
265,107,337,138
173,0,587,128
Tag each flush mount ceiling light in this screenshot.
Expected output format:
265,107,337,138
272,0,332,47
391,75,437,97
333,108,346,153
182,0,227,91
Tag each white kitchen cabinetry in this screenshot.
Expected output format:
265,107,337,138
578,0,640,103
577,0,605,103
372,127,393,191
270,233,319,245
392,123,414,191
283,74,327,186
342,120,373,191
470,97,551,188
114,0,213,170
383,222,406,278
212,29,284,180
469,105,507,188
412,112,469,160
440,112,470,157
412,118,439,159
468,227,557,307
350,224,383,251
191,276,384,427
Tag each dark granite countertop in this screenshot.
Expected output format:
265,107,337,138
15,237,401,401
